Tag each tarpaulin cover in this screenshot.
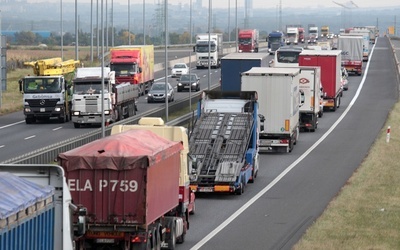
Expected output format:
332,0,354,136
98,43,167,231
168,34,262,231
0,172,55,219
58,129,183,172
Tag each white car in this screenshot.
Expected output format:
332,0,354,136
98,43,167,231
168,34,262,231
171,63,189,78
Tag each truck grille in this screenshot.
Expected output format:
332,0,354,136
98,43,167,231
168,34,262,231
85,99,98,113
26,99,60,108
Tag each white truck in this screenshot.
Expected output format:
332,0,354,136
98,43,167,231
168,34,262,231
348,29,370,61
286,27,299,45
298,66,323,132
71,67,138,128
309,26,319,42
194,33,223,69
338,35,364,75
241,67,302,153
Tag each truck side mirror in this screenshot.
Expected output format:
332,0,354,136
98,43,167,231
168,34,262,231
138,67,142,73
18,79,23,92
193,46,196,52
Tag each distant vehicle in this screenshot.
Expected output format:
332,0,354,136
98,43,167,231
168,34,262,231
327,33,335,39
286,27,299,45
267,31,285,54
194,33,223,69
238,29,259,52
177,74,200,92
341,67,349,90
147,82,175,103
321,25,329,38
171,63,189,78
309,26,319,41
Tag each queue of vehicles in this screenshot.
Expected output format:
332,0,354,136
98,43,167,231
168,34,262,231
7,27,370,248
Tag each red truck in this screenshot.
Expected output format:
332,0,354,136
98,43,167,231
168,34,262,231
58,129,189,250
109,45,155,96
298,27,305,43
238,29,259,53
299,50,343,111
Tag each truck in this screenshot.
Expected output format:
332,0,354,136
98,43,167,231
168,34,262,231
365,25,379,43
110,117,196,215
267,30,285,54
270,45,303,68
194,33,223,69
298,27,305,43
286,27,299,45
309,26,319,42
19,57,80,124
220,52,269,92
188,90,259,194
321,25,329,38
337,35,363,75
0,164,76,250
298,66,323,132
109,45,154,96
58,129,189,250
238,29,259,53
348,29,371,61
299,50,343,111
71,67,137,128
0,172,55,250
241,67,302,153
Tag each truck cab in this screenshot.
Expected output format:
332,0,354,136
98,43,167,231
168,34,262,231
267,31,285,55
238,29,259,53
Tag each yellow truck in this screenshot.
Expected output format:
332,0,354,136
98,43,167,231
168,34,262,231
321,26,329,38
19,58,80,124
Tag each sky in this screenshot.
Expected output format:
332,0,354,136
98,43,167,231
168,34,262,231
27,0,400,9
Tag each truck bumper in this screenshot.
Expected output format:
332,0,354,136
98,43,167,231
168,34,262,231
24,105,65,118
72,115,112,124
259,138,290,153
189,184,238,193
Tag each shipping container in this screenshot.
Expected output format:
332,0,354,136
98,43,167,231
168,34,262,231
220,52,269,92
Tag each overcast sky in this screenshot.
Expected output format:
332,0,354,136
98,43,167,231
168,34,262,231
27,0,400,9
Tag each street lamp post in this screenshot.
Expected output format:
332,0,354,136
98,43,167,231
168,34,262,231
164,0,169,121
207,0,211,90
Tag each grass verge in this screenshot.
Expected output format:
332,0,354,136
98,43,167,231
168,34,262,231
293,101,400,249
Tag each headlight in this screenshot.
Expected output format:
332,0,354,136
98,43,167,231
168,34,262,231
192,82,197,86
104,110,110,115
178,83,182,86
55,107,61,112
25,108,31,112
148,93,152,97
73,111,80,116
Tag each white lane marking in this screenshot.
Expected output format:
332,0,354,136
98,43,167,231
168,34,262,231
0,120,25,129
53,127,63,131
0,145,5,149
190,42,376,250
24,135,36,140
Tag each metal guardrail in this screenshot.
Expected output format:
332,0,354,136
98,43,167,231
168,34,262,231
1,88,207,164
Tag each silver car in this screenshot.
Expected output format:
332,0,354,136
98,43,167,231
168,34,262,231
147,82,175,103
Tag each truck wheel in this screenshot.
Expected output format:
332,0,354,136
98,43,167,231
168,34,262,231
235,182,244,195
166,222,176,250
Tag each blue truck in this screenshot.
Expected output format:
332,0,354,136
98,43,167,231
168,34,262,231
220,52,269,92
267,31,285,55
0,164,75,250
188,91,259,195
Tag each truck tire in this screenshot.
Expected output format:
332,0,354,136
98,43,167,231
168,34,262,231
166,222,176,250
235,182,244,195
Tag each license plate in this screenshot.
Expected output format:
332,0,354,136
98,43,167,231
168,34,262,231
86,231,124,239
198,187,213,192
40,108,45,112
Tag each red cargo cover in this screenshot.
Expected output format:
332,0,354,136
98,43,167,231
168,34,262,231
58,129,183,226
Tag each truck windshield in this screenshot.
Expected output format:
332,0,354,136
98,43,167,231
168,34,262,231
195,44,216,53
277,51,300,63
23,78,62,94
110,64,137,77
73,82,109,94
239,38,251,44
268,37,281,43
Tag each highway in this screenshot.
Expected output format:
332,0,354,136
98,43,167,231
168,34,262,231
0,37,398,250
175,37,398,250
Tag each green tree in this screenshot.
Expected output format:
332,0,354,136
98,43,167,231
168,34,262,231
14,31,36,45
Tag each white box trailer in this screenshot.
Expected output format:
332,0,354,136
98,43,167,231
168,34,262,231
241,67,301,153
298,66,323,132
